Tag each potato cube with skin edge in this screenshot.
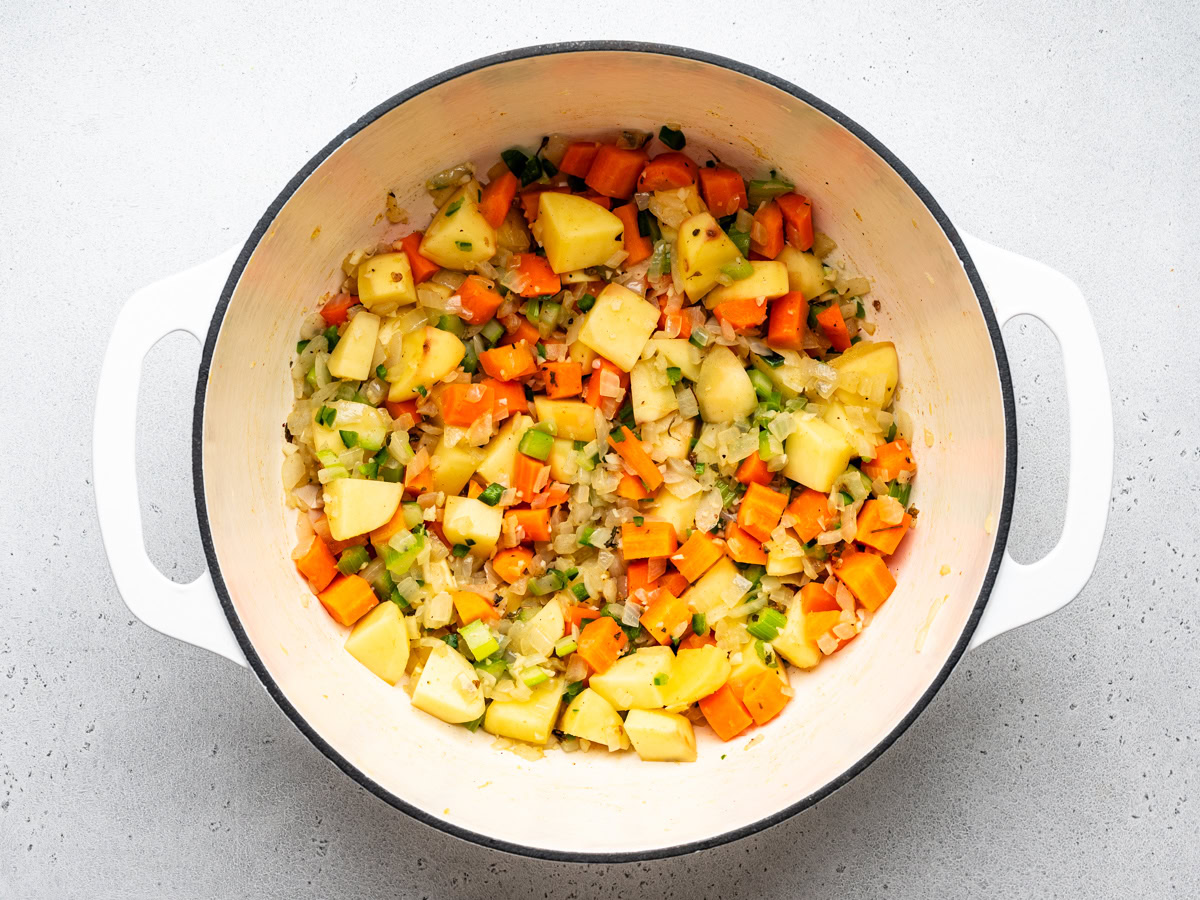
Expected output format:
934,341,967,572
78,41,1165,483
411,641,486,725
681,558,748,616
771,595,822,669
675,212,742,301
644,339,703,381
442,496,503,558
344,601,410,685
356,253,417,315
648,490,701,542
536,192,625,273
576,283,661,372
419,180,498,269
327,310,380,381
829,341,900,409
703,260,790,309
782,416,854,493
531,398,596,442
428,435,484,496
558,688,630,751
483,678,563,745
624,709,697,762
629,359,678,425
323,478,403,542
476,413,532,486
386,326,465,402
777,246,831,299
659,645,731,710
695,345,757,424
588,646,675,710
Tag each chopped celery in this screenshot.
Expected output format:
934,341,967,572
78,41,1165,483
297,339,310,354
746,607,786,641
666,366,682,385
316,406,336,428
481,318,505,346
726,227,751,257
570,582,589,602
384,531,423,578
890,481,912,507
746,175,795,207
451,543,470,558
653,672,669,686
475,657,507,680
555,636,578,657
524,299,541,324
436,314,465,337
336,546,369,575
658,125,686,150
461,339,479,374
401,502,424,529
637,208,662,243
459,620,500,661
747,369,775,400
758,429,774,460
521,666,550,687
720,256,754,280
518,428,554,461
578,526,596,547
740,564,766,585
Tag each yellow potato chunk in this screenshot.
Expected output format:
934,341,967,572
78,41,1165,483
771,595,822,669
483,678,563,745
532,398,597,442
659,645,731,710
558,688,629,751
344,601,410,685
357,252,417,315
411,642,486,724
829,340,899,408
675,212,742,300
644,339,702,381
777,246,831,298
682,558,748,615
703,260,789,308
442,495,503,558
588,646,675,710
536,191,624,273
695,345,756,423
386,326,465,402
419,180,497,269
648,490,701,542
476,414,532,486
576,283,660,372
428,434,484,496
624,709,697,762
782,415,854,493
323,478,403,541
327,311,381,381
629,359,678,425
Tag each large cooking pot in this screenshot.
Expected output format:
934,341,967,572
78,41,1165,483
93,42,1112,860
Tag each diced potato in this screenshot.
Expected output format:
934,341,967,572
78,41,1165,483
588,646,674,710
682,557,748,615
750,353,798,400
411,641,486,724
675,212,742,300
647,415,695,461
703,260,789,309
629,359,678,425
518,597,565,656
547,437,578,483
476,414,532,486
424,558,456,596
327,311,381,381
536,192,624,273
323,478,403,541
558,688,629,751
532,398,596,442
766,548,806,577
428,435,484,496
772,595,821,669
624,709,697,762
649,489,701,541
777,246,832,299
783,415,854,493
312,400,390,454
659,645,731,710
576,283,661,372
823,400,877,460
695,345,756,423
644,339,702,381
344,601,410,685
568,340,596,370
728,643,790,694
483,677,563,745
357,253,417,315
387,326,465,402
829,340,899,408
442,495,503,557
419,180,498,270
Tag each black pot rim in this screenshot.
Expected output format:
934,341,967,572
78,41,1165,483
192,40,1017,864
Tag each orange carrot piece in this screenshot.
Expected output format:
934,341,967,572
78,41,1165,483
316,574,378,627
620,521,678,560
585,145,649,199
564,604,602,635
741,671,790,726
456,274,504,325
800,581,841,613
737,482,788,542
479,171,519,229
735,451,773,486
512,453,545,502
671,531,724,583
403,463,432,497
640,590,691,645
453,589,501,624
698,166,748,217
679,631,717,650
660,569,690,598
397,232,441,283
438,382,495,427
854,499,913,555
613,203,653,266
767,291,809,351
518,185,569,222
776,193,814,251
383,398,423,424
637,151,698,192
584,357,630,411
607,426,663,492
816,304,851,352
319,294,359,326
484,378,528,420
293,534,338,592
577,191,613,210
724,523,768,565
510,253,562,297
467,480,484,499
616,472,651,501
713,296,768,330
658,302,692,340
558,141,601,178
504,507,552,542
576,616,627,673
749,199,784,259
803,609,846,646
862,439,917,482
542,361,583,399
626,559,661,595
835,550,896,612
787,488,832,543
480,343,537,381
698,683,753,741
501,317,541,348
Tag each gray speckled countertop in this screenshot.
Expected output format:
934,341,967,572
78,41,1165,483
3,2,1198,897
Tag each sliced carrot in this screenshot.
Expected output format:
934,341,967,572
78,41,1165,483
403,462,433,497
834,550,896,612
456,274,504,325
698,166,748,217
558,141,601,178
438,382,495,427
800,581,841,613
626,559,658,594
613,203,653,266
576,616,627,674
767,291,809,351
501,317,541,348
585,144,649,199
724,523,767,565
316,574,378,627
776,193,814,251
640,590,690,645
741,671,790,726
512,453,545,502
467,480,484,499
518,185,569,223
679,631,717,650
319,294,358,326
383,398,423,424
480,343,537,381
510,253,561,297
816,303,851,352
787,488,832,543
620,521,678,560
293,534,338,592
803,609,846,646
713,296,768,331
671,530,724,583
737,482,788,542
397,232,441,283
584,356,630,413
658,303,692,340
564,604,602,635
542,361,583,399
504,507,552,542
484,378,528,420
749,199,784,259
453,589,501,624
637,151,698,192
854,499,913,555
479,171,519,229
616,472,651,501
607,426,663,492
735,451,773,487
660,569,690,597
698,684,753,741
861,439,917,482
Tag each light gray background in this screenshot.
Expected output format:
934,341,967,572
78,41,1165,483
2,1,1197,897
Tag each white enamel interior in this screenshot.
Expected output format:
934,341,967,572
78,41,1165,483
199,49,1008,856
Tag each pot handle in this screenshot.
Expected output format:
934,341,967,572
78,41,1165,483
93,248,248,667
961,234,1113,649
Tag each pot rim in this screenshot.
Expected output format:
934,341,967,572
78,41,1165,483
192,40,1017,863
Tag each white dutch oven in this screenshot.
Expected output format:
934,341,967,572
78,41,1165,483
93,43,1113,860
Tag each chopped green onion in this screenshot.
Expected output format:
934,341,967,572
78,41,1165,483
401,502,423,529
296,339,310,353
609,426,625,443
461,713,485,732
500,148,529,177
389,588,412,611
577,292,596,312
746,175,795,208
481,318,505,347
563,681,585,702
578,526,596,547
759,352,785,368
758,429,774,460
855,299,866,318
689,328,710,349
322,325,340,351
747,368,775,400
415,384,427,397
754,639,778,668
459,620,500,661
451,543,470,558
535,341,547,359
336,546,369,575
316,406,336,427
461,340,479,374
658,125,686,150
454,241,472,251
478,483,504,506
570,582,590,602
720,256,754,280
637,208,662,243
840,490,854,506
521,666,550,687
443,197,464,217
653,673,670,686
886,422,898,442
727,228,751,257
666,366,682,385
692,613,708,636
374,363,388,380
339,430,359,448
633,516,644,526
519,154,543,187
740,564,766,585
357,459,379,479
554,636,577,657
518,428,554,460
889,481,912,507
540,301,561,329
694,462,706,475
442,633,460,650
528,571,565,596
524,298,541,324
717,479,741,508
647,240,672,278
